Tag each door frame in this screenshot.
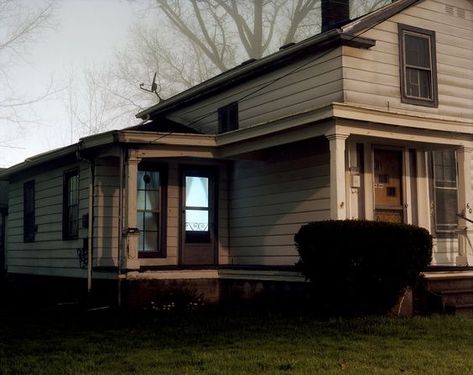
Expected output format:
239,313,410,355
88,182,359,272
179,165,218,266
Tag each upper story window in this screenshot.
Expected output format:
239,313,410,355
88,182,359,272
432,150,457,236
23,180,35,242
398,24,438,107
63,169,79,239
218,102,239,134
137,167,166,258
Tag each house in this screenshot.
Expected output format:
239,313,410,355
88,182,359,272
1,0,472,307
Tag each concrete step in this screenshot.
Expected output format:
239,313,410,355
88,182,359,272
440,289,473,306
452,303,473,317
422,272,473,316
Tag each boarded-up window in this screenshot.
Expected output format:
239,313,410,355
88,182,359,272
432,150,457,235
218,102,239,133
23,180,35,242
399,24,437,107
63,170,79,239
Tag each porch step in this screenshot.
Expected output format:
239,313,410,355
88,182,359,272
452,304,473,317
422,272,473,316
440,289,473,306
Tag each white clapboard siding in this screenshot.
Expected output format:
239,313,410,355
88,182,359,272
170,49,343,134
6,161,91,277
343,0,473,119
229,140,330,265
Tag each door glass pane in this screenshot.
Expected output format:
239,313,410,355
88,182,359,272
185,209,209,232
186,176,208,208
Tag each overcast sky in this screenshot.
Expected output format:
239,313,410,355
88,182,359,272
1,0,145,168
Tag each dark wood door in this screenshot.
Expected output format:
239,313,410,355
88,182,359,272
374,149,404,223
180,169,217,266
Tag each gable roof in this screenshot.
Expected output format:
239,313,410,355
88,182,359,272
136,0,422,120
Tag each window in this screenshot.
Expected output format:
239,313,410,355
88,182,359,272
23,180,35,242
432,150,457,235
63,170,79,239
218,102,239,133
137,168,166,257
399,24,438,107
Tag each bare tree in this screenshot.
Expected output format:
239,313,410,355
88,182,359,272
80,0,390,137
0,0,56,151
116,0,389,101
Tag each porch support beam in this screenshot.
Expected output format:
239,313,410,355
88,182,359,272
326,133,349,220
456,146,473,266
123,150,141,271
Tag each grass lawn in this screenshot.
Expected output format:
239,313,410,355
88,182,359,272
1,305,473,375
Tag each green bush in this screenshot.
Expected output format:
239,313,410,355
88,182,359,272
294,220,432,316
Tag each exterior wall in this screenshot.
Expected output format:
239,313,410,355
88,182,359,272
93,158,119,268
6,161,89,278
342,0,473,119
228,138,331,266
170,48,344,133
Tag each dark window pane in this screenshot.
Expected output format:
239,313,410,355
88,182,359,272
406,68,430,99
405,34,430,68
432,150,458,234
144,231,158,251
64,171,79,238
435,189,458,227
137,190,159,211
24,181,35,242
138,171,160,190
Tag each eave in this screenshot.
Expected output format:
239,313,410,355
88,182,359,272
0,144,78,179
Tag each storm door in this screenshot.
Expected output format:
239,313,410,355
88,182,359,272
180,169,217,265
374,149,404,223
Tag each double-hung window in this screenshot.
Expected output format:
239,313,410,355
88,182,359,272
432,150,458,236
399,24,438,107
23,180,35,242
137,167,166,257
63,169,79,239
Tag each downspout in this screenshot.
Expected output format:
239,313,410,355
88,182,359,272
87,159,95,293
117,147,124,307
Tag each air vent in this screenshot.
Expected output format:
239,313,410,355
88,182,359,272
445,4,467,19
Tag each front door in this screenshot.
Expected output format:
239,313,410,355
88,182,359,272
180,168,217,266
374,149,404,223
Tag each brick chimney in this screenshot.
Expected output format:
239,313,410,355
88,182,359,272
321,0,350,32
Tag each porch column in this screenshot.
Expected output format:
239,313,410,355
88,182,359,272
326,133,349,220
456,146,473,266
123,151,141,271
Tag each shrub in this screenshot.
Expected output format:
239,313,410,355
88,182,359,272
295,220,432,316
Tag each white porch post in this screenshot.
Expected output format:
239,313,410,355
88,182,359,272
456,146,473,266
123,151,141,270
326,133,349,220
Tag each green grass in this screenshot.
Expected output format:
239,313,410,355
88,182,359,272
1,306,473,374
